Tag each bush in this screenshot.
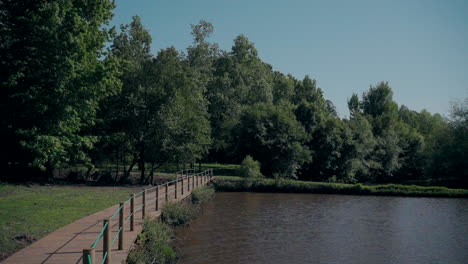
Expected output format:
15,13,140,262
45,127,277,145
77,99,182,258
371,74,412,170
127,219,177,264
240,156,263,178
161,202,198,226
192,186,215,204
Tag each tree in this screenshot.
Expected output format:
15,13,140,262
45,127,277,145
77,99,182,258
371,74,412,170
293,75,322,104
240,155,263,178
295,100,346,181
103,15,153,181
206,34,273,162
104,17,211,183
272,72,295,104
427,99,467,187
344,114,378,182
348,93,361,119
0,0,120,178
233,103,310,178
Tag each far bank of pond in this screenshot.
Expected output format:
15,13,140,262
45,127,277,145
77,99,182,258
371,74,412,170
175,192,468,264
212,177,468,198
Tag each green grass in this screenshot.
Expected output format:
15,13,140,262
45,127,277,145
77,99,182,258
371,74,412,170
0,184,139,260
161,201,198,226
191,186,215,204
212,177,468,198
127,219,176,264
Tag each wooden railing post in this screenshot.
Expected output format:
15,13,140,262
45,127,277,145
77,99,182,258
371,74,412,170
155,186,159,211
103,218,111,264
165,182,168,203
142,189,146,218
82,248,95,264
175,178,178,199
188,175,191,191
119,202,124,250
181,175,184,195
130,194,135,231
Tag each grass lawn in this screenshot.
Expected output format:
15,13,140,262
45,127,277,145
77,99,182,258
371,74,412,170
0,184,139,260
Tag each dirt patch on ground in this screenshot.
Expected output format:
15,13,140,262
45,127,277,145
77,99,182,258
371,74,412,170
13,234,37,244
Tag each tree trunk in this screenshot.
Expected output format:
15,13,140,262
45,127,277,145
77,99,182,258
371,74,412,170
123,153,127,179
148,162,155,185
139,149,145,184
45,162,55,182
124,154,137,180
115,149,119,181
86,166,93,181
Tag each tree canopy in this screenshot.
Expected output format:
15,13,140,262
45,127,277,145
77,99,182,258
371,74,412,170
1,3,466,188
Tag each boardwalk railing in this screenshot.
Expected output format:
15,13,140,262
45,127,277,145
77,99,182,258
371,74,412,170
82,169,213,264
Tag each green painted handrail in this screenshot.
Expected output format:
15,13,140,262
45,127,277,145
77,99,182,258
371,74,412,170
110,203,124,220
84,169,212,264
111,226,123,247
101,251,108,264
91,221,108,248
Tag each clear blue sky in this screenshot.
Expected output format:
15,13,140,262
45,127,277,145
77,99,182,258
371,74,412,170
112,0,467,117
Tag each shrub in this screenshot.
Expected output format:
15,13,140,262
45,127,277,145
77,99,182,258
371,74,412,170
192,186,215,204
127,219,177,264
240,155,263,178
161,202,198,226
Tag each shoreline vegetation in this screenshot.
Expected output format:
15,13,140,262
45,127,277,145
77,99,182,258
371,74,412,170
212,177,468,198
127,186,215,264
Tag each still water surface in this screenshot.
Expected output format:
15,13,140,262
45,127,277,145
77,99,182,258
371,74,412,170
176,193,467,264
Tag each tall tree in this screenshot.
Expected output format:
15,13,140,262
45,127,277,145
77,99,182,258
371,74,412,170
233,103,310,178
0,0,120,178
206,34,273,162
104,17,211,183
272,72,295,104
102,15,153,181
348,93,361,119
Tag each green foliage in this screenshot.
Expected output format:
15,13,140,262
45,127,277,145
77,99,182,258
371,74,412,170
127,220,176,264
240,155,263,178
191,186,215,204
98,17,211,183
234,103,310,178
161,202,198,226
2,4,465,189
0,0,120,174
347,93,361,118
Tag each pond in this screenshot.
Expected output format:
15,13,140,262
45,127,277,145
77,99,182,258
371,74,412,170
176,192,468,264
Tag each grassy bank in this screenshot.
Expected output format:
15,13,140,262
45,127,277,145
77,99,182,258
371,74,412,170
191,185,216,204
0,184,138,260
212,177,468,198
127,220,177,264
127,186,215,263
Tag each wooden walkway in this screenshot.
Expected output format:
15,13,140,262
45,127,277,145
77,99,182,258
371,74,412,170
2,172,212,264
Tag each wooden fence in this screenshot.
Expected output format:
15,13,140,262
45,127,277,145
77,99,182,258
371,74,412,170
82,169,213,264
